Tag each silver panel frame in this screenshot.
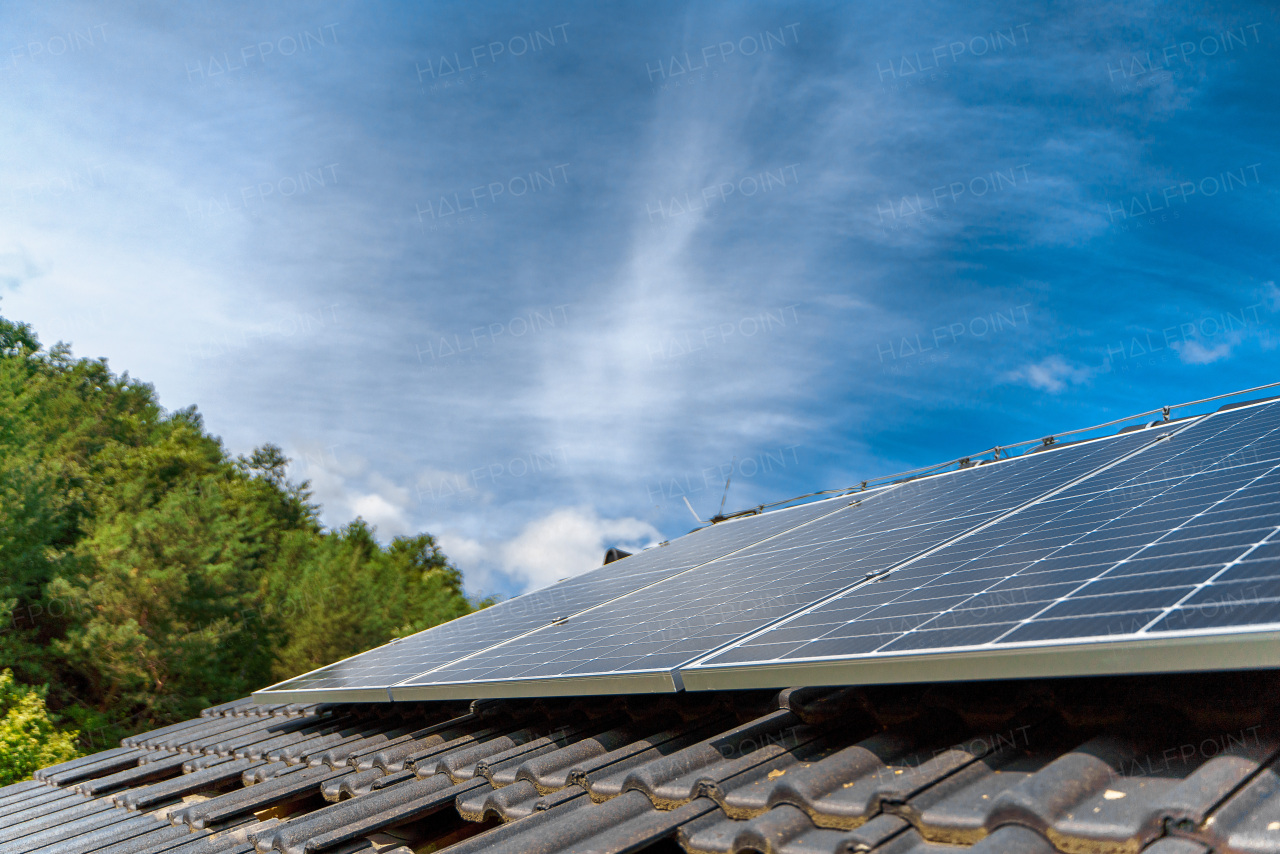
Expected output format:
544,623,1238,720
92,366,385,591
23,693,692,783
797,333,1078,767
392,669,679,701
251,686,392,704
679,627,1280,691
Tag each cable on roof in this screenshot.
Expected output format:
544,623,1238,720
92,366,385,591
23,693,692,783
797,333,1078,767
704,379,1280,523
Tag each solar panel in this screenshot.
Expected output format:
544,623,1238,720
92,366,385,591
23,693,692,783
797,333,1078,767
682,398,1280,690
389,423,1171,699
253,491,865,701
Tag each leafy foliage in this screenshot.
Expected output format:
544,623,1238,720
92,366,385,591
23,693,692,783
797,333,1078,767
0,669,80,786
265,522,478,681
0,315,491,770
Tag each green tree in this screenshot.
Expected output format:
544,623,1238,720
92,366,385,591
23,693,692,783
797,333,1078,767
265,522,486,681
0,313,492,751
0,669,80,785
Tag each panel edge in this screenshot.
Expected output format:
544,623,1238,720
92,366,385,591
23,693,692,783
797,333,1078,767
680,630,1280,691
250,687,393,704
390,670,679,701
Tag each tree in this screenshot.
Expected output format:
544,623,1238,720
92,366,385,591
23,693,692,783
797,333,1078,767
265,522,487,681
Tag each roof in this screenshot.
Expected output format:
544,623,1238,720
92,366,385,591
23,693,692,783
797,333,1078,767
12,386,1280,853
7,671,1280,854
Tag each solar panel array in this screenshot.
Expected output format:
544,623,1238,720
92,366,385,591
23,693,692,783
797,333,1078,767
255,397,1280,704
684,398,1280,688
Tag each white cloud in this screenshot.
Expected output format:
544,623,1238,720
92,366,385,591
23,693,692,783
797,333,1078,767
498,506,661,591
435,507,662,596
287,446,417,539
436,532,490,567
1262,281,1279,313
0,246,42,291
1172,337,1236,365
350,493,414,538
1005,355,1095,393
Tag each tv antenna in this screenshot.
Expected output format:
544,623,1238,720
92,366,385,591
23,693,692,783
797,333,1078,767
717,457,737,519
679,457,738,525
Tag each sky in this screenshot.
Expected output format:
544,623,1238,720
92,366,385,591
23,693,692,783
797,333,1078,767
1,1,1277,600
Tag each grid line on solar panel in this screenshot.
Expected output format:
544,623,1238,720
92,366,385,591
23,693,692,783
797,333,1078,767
687,398,1280,673
254,490,865,696
390,424,1171,696
991,469,1280,645
1140,519,1280,633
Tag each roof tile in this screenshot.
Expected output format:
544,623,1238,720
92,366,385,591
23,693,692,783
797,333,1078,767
9,674,1280,854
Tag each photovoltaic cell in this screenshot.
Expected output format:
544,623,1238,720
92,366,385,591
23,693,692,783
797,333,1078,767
684,399,1280,687
390,424,1166,698
255,491,861,698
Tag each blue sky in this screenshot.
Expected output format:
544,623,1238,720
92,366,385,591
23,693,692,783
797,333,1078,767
2,1,1277,599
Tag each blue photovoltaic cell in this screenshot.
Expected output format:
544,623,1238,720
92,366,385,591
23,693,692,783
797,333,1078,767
691,399,1280,671
257,491,859,694
394,424,1164,693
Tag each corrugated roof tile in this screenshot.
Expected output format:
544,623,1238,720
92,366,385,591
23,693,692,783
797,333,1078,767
10,674,1280,854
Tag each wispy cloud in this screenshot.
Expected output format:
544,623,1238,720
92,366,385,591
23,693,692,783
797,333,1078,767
0,1,1274,600
0,246,41,291
1005,355,1097,393
1172,336,1238,365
